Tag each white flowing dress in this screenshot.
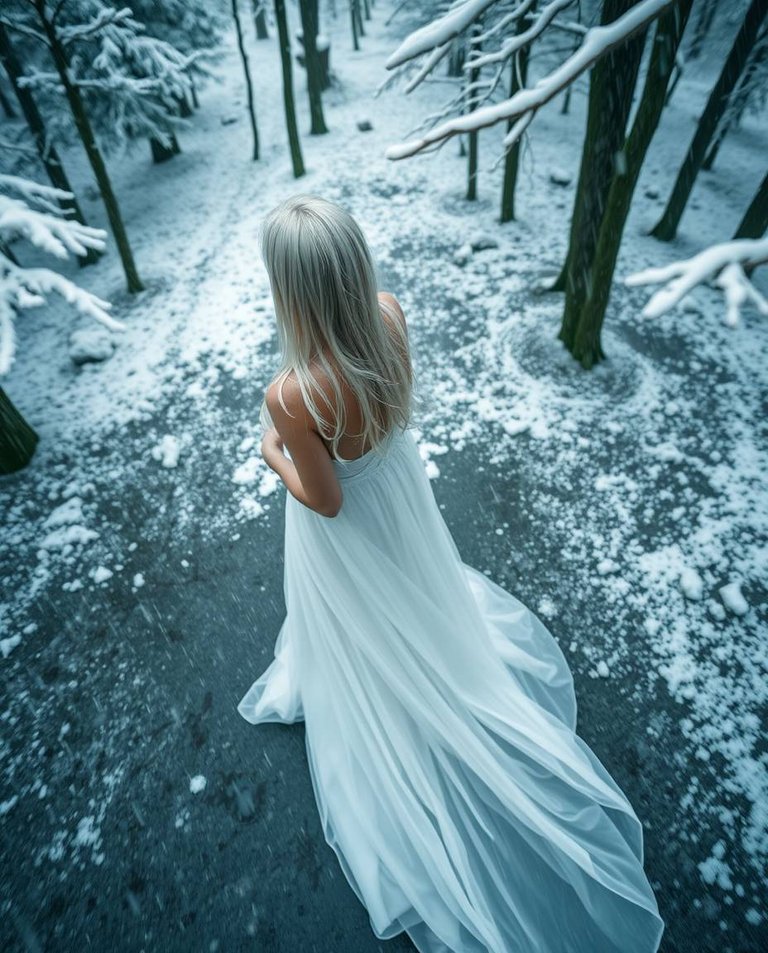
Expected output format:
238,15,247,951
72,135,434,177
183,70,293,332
238,425,665,953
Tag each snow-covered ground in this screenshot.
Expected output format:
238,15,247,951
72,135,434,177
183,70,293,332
1,2,766,949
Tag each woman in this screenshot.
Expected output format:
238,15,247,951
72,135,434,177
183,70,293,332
238,194,664,953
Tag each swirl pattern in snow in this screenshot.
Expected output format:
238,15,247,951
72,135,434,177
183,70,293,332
238,426,664,953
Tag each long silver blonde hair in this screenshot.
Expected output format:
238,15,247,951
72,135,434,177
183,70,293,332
258,193,418,459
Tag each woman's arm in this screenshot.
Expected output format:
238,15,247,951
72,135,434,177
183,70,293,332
262,378,343,518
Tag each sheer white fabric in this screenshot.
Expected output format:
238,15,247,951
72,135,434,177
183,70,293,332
238,427,665,953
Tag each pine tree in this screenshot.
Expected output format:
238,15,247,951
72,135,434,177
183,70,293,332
5,2,209,292
13,2,145,292
0,22,99,265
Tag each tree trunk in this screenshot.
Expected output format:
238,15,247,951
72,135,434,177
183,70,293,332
0,387,39,475
299,0,328,134
37,10,143,293
253,1,270,38
0,23,100,267
233,0,260,160
447,39,465,77
466,23,481,201
735,170,768,278
350,0,360,50
734,170,768,239
174,90,192,118
150,132,180,163
687,0,718,60
560,34,581,115
651,0,768,241
318,40,331,90
663,58,683,106
703,36,767,171
571,0,694,368
355,0,365,38
0,83,16,117
557,0,647,354
275,0,305,177
500,15,531,223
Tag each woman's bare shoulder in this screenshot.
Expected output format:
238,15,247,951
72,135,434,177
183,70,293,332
266,372,305,419
378,291,408,339
378,290,405,318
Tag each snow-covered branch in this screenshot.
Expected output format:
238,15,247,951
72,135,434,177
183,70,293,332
0,177,123,376
58,6,138,47
385,0,503,69
474,1,538,47
385,0,674,160
548,19,588,38
0,17,50,49
624,238,768,326
15,69,65,94
404,41,453,95
0,196,106,259
0,260,120,375
466,0,572,71
0,136,39,161
0,176,74,214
